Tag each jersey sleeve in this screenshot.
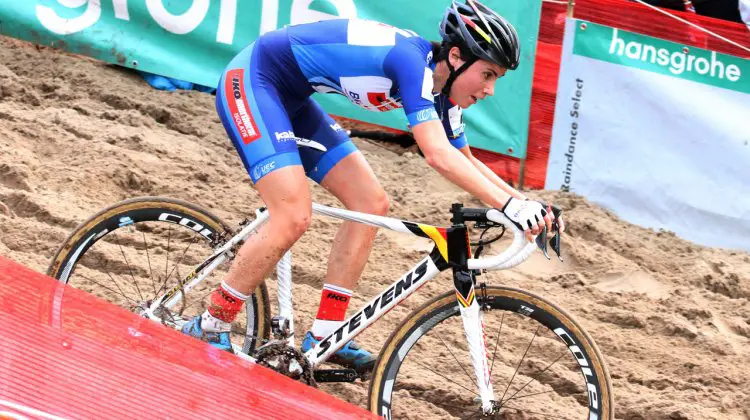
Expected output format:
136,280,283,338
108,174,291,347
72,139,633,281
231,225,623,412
436,94,468,149
383,39,440,128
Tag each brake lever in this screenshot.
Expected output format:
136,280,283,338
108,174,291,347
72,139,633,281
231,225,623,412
539,203,564,262
535,226,550,260
550,221,563,261
549,209,563,262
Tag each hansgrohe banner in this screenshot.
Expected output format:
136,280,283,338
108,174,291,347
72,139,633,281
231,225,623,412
0,0,542,158
546,19,750,251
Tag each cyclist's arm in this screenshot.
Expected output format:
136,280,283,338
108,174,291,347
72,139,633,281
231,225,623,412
412,121,511,209
458,145,528,200
384,40,511,210
458,145,564,233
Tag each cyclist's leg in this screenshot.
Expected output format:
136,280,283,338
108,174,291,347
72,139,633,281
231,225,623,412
294,104,389,291
294,99,387,371
218,46,313,298
185,42,311,350
320,154,389,290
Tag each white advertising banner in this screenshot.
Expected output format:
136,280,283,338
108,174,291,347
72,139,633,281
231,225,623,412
546,19,750,251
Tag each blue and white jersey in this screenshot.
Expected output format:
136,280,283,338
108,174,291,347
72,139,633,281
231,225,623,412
286,19,467,148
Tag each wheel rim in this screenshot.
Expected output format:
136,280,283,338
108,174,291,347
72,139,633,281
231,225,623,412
51,206,262,354
376,291,607,419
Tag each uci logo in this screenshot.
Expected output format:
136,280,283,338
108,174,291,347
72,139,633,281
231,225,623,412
253,161,276,179
416,109,437,122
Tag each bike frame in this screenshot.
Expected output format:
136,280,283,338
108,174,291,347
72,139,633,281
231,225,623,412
144,202,537,414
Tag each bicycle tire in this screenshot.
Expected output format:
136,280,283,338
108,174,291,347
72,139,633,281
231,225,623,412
47,196,271,354
368,285,614,419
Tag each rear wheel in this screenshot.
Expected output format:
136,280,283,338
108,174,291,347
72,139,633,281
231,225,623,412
47,196,271,354
369,285,613,419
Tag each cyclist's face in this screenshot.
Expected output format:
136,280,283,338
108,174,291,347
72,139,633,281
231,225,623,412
449,53,507,108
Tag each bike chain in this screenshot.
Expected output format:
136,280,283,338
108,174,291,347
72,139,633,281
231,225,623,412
254,340,317,387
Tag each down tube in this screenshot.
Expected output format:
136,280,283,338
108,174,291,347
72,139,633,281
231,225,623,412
306,256,442,367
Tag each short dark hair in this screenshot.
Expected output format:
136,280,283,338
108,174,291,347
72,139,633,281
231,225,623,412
429,41,474,63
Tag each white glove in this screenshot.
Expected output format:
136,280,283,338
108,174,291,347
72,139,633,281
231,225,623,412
500,197,547,232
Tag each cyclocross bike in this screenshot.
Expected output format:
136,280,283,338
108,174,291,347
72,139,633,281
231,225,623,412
48,196,613,419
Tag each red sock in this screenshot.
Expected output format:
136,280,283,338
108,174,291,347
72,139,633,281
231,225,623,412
311,284,352,338
207,281,247,323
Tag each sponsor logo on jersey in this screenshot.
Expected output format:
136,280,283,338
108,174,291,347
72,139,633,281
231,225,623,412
368,92,402,111
329,123,343,132
448,104,464,138
416,108,439,122
225,69,261,144
274,130,295,141
252,161,276,180
296,138,328,152
340,76,403,112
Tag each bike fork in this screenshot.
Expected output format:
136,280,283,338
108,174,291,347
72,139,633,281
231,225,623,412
446,221,497,414
455,269,496,414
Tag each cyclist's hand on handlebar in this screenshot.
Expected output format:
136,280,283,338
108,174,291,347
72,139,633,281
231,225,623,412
501,197,548,242
539,202,565,236
553,211,565,234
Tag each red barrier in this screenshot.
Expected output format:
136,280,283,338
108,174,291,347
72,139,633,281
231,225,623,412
475,0,750,189
0,256,378,420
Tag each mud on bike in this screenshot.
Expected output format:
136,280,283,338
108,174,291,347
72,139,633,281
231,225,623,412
48,196,613,419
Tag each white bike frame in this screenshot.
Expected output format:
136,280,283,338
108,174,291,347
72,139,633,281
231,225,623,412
144,202,536,414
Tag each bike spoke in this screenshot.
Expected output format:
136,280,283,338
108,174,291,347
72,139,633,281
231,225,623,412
154,235,199,299
112,232,145,302
498,325,540,404
489,312,505,376
163,237,198,290
501,352,567,405
437,333,478,394
413,360,479,397
163,225,172,290
181,288,213,313
78,272,137,306
503,388,557,403
142,231,157,297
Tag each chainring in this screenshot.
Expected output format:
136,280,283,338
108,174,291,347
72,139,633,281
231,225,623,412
254,340,317,387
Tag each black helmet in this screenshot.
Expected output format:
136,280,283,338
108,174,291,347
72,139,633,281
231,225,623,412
440,0,521,70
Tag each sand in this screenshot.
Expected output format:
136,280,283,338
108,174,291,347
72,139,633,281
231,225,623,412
1,36,748,419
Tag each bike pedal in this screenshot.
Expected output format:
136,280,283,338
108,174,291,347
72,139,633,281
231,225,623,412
314,368,359,383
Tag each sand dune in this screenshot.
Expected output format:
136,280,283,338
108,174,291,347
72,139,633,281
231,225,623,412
1,36,748,419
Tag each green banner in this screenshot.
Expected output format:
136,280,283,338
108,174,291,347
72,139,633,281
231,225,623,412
0,0,541,158
573,21,749,94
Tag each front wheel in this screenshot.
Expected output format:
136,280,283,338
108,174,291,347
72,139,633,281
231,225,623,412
47,196,271,354
368,286,613,419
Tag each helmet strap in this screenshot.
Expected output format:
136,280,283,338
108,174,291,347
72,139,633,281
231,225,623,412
441,54,477,96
